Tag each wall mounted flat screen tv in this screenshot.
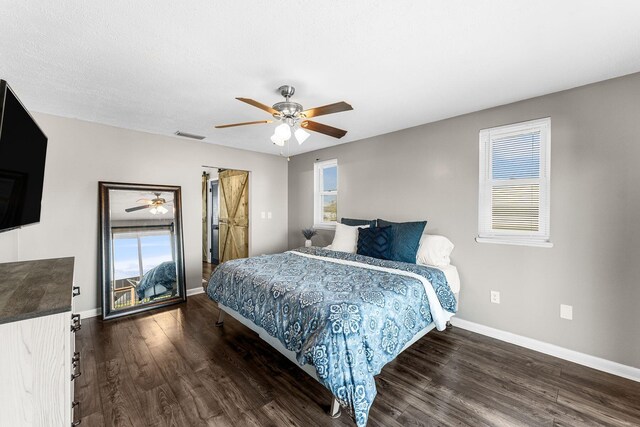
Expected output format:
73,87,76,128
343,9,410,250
0,80,48,232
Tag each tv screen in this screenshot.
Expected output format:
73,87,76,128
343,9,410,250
0,80,48,232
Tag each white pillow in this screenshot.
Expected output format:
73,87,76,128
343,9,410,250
416,234,454,267
330,223,370,253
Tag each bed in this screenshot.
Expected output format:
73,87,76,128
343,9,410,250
136,260,176,300
206,246,458,426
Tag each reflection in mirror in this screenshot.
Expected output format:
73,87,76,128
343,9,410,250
100,182,186,320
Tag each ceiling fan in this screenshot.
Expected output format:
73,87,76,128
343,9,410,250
125,193,172,215
215,85,353,146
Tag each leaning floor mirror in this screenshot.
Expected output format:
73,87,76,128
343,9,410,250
99,182,186,320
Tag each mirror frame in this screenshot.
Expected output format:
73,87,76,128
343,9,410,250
99,181,187,320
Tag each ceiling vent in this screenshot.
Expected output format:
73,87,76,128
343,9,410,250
174,131,205,140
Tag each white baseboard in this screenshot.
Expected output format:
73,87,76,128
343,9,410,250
187,287,205,296
78,307,101,319
77,288,205,320
451,317,640,383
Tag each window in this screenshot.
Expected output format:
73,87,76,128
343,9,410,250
314,159,338,228
477,118,552,247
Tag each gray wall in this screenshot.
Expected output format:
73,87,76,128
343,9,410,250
288,72,640,368
0,113,289,313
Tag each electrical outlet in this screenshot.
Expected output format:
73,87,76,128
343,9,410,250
560,304,573,320
267,212,272,219
490,290,500,304
260,211,266,219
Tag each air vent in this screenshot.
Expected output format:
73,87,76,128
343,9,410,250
175,131,205,140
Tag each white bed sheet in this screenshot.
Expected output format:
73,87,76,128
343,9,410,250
324,244,461,294
429,264,460,294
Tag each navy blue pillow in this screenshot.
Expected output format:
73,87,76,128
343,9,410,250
357,226,393,260
377,219,427,264
341,217,377,228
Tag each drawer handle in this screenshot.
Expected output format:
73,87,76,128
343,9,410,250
71,355,82,381
73,286,81,297
71,314,81,333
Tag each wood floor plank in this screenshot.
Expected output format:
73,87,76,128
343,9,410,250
168,304,276,405
194,364,257,421
556,388,640,426
167,371,224,425
365,394,407,427
451,348,560,402
79,411,106,427
74,293,640,427
396,401,482,427
141,383,191,427
559,362,640,402
97,356,148,427
207,413,236,427
430,367,555,425
117,318,165,392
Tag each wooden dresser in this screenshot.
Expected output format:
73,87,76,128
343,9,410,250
0,257,81,426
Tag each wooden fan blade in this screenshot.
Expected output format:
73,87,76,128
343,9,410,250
125,205,150,213
301,120,348,139
215,120,273,129
236,98,277,115
302,101,353,119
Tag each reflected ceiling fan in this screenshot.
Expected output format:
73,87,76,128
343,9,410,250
215,85,353,146
125,193,172,215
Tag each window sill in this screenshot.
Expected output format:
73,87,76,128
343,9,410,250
475,237,553,248
313,223,336,231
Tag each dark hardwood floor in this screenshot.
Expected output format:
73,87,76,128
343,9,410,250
75,293,640,426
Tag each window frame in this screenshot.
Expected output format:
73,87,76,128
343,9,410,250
477,117,553,248
313,159,338,229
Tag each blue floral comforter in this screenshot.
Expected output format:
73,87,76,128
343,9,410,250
206,247,457,426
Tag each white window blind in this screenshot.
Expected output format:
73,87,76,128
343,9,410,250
314,159,338,229
478,118,551,247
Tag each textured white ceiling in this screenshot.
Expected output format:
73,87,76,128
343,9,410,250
109,190,175,221
2,1,640,156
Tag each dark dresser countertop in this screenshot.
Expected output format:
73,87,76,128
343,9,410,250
0,257,75,325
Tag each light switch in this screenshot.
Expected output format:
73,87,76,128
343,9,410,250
267,212,272,219
261,211,266,219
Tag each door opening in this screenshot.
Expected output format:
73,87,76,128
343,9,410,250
202,167,249,283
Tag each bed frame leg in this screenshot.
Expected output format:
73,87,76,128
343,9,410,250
328,397,341,418
446,321,452,329
215,310,226,327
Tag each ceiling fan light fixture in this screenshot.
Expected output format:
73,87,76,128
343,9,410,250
294,128,310,145
157,205,168,214
275,123,291,140
215,85,352,149
271,133,285,146
149,207,158,215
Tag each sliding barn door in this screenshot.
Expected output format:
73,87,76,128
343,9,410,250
219,169,249,263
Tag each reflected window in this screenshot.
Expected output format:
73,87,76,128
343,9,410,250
111,226,176,309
